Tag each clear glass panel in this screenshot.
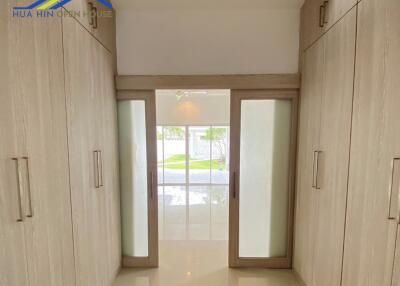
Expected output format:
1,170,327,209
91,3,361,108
157,127,164,184
163,127,186,184
189,127,211,184
211,126,230,184
238,99,292,258
118,100,149,257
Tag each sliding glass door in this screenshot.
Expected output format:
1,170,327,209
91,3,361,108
117,89,298,269
229,90,298,268
157,126,230,241
118,90,159,267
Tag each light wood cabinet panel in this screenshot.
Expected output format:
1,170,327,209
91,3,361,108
64,0,115,52
312,9,356,286
63,15,107,286
14,14,76,286
294,37,324,285
63,14,120,286
99,46,122,283
393,228,400,286
63,0,92,31
300,0,325,51
91,1,115,52
324,0,357,30
2,2,75,286
341,0,400,286
295,8,356,286
300,0,357,51
0,2,30,285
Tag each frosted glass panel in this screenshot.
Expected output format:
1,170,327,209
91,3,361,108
239,99,292,258
118,100,149,257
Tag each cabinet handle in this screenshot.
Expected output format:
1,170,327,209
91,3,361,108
312,151,322,189
98,150,103,188
319,4,325,28
388,158,400,222
88,2,94,26
22,157,33,218
12,158,24,222
93,151,99,188
323,1,329,25
92,6,98,29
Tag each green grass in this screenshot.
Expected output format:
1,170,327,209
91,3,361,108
163,154,186,164
160,154,227,170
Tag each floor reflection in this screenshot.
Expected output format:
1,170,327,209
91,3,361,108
113,240,300,286
158,185,229,241
114,184,301,286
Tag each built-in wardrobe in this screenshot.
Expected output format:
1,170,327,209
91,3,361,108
0,1,121,286
295,0,400,286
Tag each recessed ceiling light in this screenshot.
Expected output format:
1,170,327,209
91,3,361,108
175,90,208,100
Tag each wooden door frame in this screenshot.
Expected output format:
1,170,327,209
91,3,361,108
118,90,159,268
229,89,298,268
116,75,300,269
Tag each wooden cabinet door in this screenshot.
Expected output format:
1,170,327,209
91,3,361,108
294,36,325,285
300,0,325,51
98,44,121,284
324,0,357,30
341,1,400,286
98,44,121,283
91,1,115,52
63,0,92,31
0,2,30,285
393,228,400,286
63,15,107,286
14,15,76,286
63,1,115,52
312,9,356,286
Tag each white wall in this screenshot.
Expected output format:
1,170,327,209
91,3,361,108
156,90,230,125
116,8,300,75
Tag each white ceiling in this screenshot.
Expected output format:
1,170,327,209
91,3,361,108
113,0,304,11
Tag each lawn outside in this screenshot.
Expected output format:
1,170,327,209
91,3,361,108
159,154,227,170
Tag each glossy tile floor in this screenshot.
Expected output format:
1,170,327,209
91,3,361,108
113,240,300,286
158,185,229,241
113,186,300,286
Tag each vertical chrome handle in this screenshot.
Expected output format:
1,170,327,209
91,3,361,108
93,150,100,188
98,150,103,188
323,1,329,25
12,158,24,222
312,151,322,189
232,171,237,199
319,4,325,28
22,157,33,218
389,158,400,222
